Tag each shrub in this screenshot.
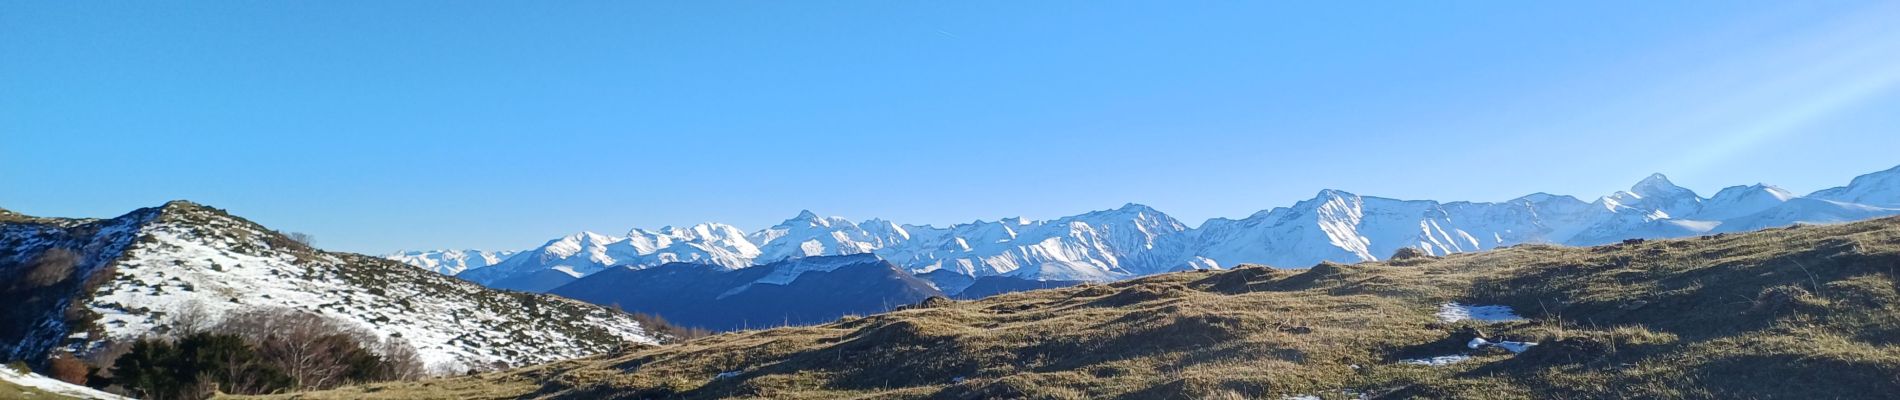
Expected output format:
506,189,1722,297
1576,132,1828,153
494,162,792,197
373,338,427,382
624,309,713,342
1390,247,1430,261
20,248,80,288
263,231,315,253
1749,284,1820,315
214,307,424,387
111,333,294,400
46,351,88,385
108,307,427,399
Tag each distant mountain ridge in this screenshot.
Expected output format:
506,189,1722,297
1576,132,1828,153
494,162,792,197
397,164,1900,289
384,249,518,275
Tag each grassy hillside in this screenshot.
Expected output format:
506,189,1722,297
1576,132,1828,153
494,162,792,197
240,217,1900,399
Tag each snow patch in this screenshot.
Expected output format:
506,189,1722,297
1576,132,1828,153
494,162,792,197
1469,338,1538,353
1436,303,1525,323
0,367,130,399
1283,390,1367,400
1401,354,1472,366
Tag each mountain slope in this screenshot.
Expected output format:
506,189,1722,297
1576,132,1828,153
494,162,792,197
885,204,1213,281
1811,164,1900,207
1692,184,1795,220
268,214,1900,399
549,254,943,331
455,231,623,288
0,201,656,372
1191,190,1572,268
1712,197,1900,233
747,211,901,264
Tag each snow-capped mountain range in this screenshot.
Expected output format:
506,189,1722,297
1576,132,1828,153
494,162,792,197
384,249,519,275
398,164,1900,287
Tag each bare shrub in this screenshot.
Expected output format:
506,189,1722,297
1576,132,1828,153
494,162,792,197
47,351,88,385
167,301,215,337
21,248,80,288
1749,285,1819,315
624,309,712,342
264,231,315,252
111,332,291,400
373,337,426,381
287,232,314,246
1390,247,1430,261
212,307,411,389
80,339,135,380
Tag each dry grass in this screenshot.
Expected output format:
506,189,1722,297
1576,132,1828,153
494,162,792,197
244,217,1900,399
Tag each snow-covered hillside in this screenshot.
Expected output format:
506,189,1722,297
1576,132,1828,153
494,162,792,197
0,202,655,373
394,164,1900,285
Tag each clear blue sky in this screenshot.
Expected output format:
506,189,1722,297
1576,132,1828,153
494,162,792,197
5,1,1899,254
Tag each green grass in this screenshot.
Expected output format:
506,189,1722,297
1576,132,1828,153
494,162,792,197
0,380,86,400
1,363,89,400
246,217,1900,399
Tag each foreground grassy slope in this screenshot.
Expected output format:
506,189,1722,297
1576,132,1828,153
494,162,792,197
247,217,1900,399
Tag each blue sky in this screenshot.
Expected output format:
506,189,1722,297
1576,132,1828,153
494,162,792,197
5,1,1899,254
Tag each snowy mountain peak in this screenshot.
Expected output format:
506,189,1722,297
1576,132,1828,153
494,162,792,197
1602,173,1703,218
459,223,758,291
768,210,860,231
859,219,912,241
383,249,520,275
748,211,884,264
1512,192,1588,208
1513,192,1559,202
554,230,616,245
1631,173,1694,198
1713,184,1794,201
541,231,619,258
1314,188,1356,199
1811,164,1900,207
1694,184,1796,220
634,222,751,245
1118,203,1158,213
